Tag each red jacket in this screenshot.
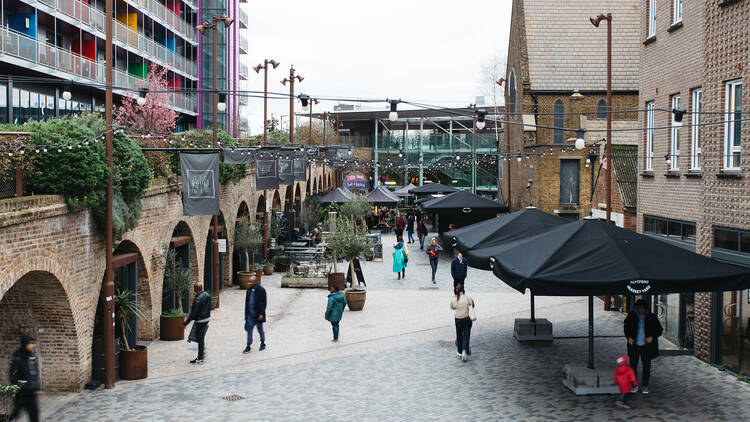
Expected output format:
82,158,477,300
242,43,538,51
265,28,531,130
395,216,405,230
613,364,637,394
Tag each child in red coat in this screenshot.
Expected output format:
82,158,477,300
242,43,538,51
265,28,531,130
613,355,638,409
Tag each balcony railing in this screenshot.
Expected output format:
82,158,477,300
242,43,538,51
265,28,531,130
239,63,248,80
374,134,498,153
238,8,248,28
34,0,197,78
239,35,248,54
124,0,197,43
0,28,196,114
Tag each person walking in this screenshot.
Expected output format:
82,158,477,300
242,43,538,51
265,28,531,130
451,251,468,289
406,214,415,244
243,277,267,354
394,213,406,238
425,237,443,283
624,299,663,394
450,284,475,362
325,285,348,341
393,236,408,280
184,282,211,364
9,335,41,422
417,219,428,250
613,355,638,409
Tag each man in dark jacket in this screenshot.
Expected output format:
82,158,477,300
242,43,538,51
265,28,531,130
624,299,663,394
451,252,468,288
244,277,267,354
395,214,405,238
9,335,41,422
185,283,211,364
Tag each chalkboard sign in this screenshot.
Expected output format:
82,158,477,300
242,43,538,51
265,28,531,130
373,243,383,261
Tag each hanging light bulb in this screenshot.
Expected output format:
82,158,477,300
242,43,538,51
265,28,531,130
575,128,586,150
388,100,399,121
217,93,227,112
476,109,487,130
136,88,148,106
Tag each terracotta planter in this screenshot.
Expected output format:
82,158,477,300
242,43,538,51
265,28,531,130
237,270,260,290
345,289,367,311
120,345,148,380
160,315,185,341
328,273,346,291
263,265,274,275
210,295,218,309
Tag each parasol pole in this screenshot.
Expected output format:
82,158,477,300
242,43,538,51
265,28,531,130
530,293,535,322
588,295,595,369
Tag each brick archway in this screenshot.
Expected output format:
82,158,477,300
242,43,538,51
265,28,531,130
272,190,282,211
0,271,82,391
113,240,153,341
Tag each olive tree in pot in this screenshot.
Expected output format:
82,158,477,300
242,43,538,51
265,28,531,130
115,288,148,380
326,216,371,311
234,218,263,289
160,248,192,341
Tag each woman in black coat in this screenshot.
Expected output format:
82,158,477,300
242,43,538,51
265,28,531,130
623,299,663,394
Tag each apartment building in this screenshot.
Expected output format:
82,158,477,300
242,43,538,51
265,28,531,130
0,0,240,130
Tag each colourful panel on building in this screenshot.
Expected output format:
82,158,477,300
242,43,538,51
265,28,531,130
128,62,148,79
167,2,181,15
116,13,138,32
8,14,37,38
167,75,182,90
158,37,177,52
72,39,96,61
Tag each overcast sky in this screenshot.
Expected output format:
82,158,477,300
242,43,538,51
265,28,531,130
241,0,512,135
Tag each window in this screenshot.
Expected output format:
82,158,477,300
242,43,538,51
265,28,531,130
508,69,517,114
646,102,655,171
724,80,742,169
644,215,696,241
596,99,607,119
0,84,6,124
559,159,580,205
715,228,750,254
648,0,656,38
553,99,565,144
670,95,681,170
691,89,702,170
673,0,683,24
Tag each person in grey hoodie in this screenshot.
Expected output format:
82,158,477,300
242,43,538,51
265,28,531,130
325,285,348,341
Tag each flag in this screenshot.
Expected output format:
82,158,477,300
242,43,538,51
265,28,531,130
180,153,219,216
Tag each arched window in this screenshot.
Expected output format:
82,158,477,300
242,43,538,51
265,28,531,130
596,99,607,119
508,69,517,114
553,99,565,143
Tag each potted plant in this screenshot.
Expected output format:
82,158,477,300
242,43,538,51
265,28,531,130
364,249,374,261
269,212,288,247
234,218,263,289
115,288,148,380
274,254,291,272
263,260,275,275
160,248,192,341
1,379,25,422
210,291,219,309
326,216,371,311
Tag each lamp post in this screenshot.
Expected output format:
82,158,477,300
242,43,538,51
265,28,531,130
253,59,279,260
496,77,513,209
102,0,115,389
590,13,612,224
197,14,234,307
467,104,486,194
281,66,303,145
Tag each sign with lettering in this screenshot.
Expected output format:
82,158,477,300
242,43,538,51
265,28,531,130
626,279,651,294
373,242,383,261
345,171,368,191
180,153,219,216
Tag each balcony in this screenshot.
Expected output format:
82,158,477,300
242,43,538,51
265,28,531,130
239,63,248,80
0,28,197,115
239,35,248,54
238,8,248,29
124,0,197,44
29,0,197,78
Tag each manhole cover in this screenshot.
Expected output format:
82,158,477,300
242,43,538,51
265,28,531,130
222,394,246,402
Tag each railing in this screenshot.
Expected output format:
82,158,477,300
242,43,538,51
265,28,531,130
0,28,197,113
239,35,248,54
374,134,498,152
35,0,197,78
239,63,249,80
125,0,196,43
238,8,248,28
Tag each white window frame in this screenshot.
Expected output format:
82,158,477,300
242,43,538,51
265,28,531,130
648,0,656,38
690,89,702,170
724,80,742,170
646,102,654,171
670,96,681,170
673,0,683,24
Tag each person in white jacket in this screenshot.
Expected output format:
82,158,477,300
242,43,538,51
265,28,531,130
450,283,475,362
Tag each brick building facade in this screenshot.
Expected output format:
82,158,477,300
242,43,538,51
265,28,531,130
637,0,750,368
0,164,332,391
504,0,640,219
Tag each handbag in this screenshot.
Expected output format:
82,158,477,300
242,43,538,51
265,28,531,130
469,306,477,321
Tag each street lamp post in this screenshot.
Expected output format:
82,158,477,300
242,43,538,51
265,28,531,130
253,59,279,260
281,66,303,145
102,0,115,389
591,13,612,224
197,14,234,307
497,77,512,210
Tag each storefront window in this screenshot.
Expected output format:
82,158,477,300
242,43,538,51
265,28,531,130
719,290,749,372
655,293,694,348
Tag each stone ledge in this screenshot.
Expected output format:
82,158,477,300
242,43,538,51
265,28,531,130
281,276,328,288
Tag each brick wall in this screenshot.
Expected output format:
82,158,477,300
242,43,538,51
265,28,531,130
0,164,328,391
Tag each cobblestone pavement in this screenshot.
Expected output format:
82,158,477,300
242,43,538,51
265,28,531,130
37,234,750,421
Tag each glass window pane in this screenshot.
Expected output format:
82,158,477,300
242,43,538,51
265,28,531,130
553,100,565,144
733,84,742,147
740,232,750,254
654,218,667,235
682,223,696,241
715,229,739,251
644,216,654,233
668,221,682,237
720,290,742,371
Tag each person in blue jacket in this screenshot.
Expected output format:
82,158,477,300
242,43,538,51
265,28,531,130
451,251,468,288
325,285,348,341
